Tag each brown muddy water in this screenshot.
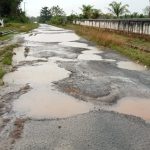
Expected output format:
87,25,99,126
3,25,97,119
117,61,146,71
13,87,94,119
106,97,150,121
4,54,95,119
3,24,150,121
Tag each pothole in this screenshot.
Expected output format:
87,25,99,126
117,61,146,71
3,61,70,86
106,97,150,121
13,86,94,119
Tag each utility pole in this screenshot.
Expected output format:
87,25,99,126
149,0,150,17
24,2,26,14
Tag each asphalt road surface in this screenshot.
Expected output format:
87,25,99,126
0,24,150,150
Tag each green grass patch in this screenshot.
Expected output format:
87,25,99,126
0,44,18,79
2,51,13,65
0,67,5,79
0,34,13,41
0,22,39,33
112,45,150,67
0,22,39,41
63,24,150,67
0,44,18,65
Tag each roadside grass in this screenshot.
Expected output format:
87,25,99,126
0,34,13,41
0,22,39,32
2,51,13,65
0,44,18,82
63,24,150,67
0,67,5,79
0,22,39,41
0,44,18,65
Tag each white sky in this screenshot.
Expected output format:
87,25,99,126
21,0,149,17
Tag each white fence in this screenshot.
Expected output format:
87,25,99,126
74,19,150,35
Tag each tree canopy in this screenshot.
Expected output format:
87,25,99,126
143,6,150,17
80,5,101,19
39,7,51,23
0,0,23,18
108,1,129,18
50,5,65,17
39,5,66,24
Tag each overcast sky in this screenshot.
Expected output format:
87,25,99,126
21,0,149,17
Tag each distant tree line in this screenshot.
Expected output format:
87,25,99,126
38,1,150,25
39,5,66,25
0,0,29,23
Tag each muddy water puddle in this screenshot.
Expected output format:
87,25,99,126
5,24,150,120
4,59,96,119
3,25,98,119
25,33,80,43
117,61,146,71
106,97,150,121
78,50,115,61
59,41,98,50
12,47,47,65
13,86,94,119
59,41,116,61
4,61,70,86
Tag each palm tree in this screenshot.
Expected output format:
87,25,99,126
92,9,102,19
80,5,93,19
108,1,129,18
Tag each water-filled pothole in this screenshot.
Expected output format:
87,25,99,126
106,97,150,121
4,61,70,85
4,25,97,119
117,61,146,71
13,86,94,119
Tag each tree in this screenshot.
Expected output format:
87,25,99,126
0,0,23,18
92,9,101,19
80,5,102,19
39,7,51,23
108,1,129,18
50,5,65,17
67,13,79,23
49,6,66,25
80,5,93,19
143,6,150,17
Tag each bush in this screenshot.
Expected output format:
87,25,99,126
49,16,66,25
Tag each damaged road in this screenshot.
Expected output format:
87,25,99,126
0,24,150,150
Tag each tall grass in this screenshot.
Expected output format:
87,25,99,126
0,44,18,79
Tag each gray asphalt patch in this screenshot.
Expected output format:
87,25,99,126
13,111,150,150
